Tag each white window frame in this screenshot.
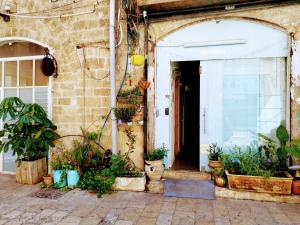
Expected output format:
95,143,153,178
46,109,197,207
0,55,53,174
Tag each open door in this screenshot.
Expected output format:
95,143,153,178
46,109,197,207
199,60,224,171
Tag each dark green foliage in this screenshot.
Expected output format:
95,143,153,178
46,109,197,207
144,147,168,161
79,168,115,197
223,147,274,178
114,107,137,122
208,143,223,161
117,86,142,104
0,97,59,161
78,153,142,197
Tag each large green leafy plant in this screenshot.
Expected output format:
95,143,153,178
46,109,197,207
0,97,59,161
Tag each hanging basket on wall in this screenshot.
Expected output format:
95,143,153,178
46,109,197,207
41,49,58,78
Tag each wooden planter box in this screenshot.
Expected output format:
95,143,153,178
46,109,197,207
16,157,47,185
117,96,143,104
226,170,293,195
112,174,146,192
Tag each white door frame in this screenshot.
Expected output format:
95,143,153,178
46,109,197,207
154,19,290,169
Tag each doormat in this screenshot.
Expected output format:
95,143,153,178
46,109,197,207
29,189,67,200
164,179,215,200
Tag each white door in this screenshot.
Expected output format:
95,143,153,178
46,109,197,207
199,60,223,171
199,58,286,171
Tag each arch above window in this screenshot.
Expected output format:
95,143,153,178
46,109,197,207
0,41,45,58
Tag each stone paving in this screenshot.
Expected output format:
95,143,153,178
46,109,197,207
1,175,300,225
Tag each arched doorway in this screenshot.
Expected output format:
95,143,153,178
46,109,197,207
0,39,52,173
155,19,289,170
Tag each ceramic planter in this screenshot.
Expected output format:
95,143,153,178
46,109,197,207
52,170,67,188
43,175,53,187
226,170,293,194
67,170,80,188
112,173,146,191
208,160,222,168
117,119,125,125
215,176,226,187
145,159,164,181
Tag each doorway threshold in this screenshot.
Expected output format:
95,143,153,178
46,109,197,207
163,169,211,181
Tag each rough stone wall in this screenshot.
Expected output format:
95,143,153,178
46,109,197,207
146,3,300,149
0,0,144,153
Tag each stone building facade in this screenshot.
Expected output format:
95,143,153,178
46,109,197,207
1,1,300,172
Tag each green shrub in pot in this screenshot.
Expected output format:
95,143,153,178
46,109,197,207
0,97,59,184
144,147,168,181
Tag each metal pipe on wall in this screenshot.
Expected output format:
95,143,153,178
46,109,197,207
109,0,118,154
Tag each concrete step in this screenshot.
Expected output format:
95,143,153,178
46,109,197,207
163,170,211,180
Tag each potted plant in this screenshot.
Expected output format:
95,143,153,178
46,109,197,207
224,143,293,194
43,174,53,187
50,153,67,188
208,143,223,169
117,86,143,105
286,138,300,194
0,97,59,184
114,107,137,125
144,147,168,181
112,127,146,191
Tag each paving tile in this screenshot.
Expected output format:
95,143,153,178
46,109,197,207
156,213,172,225
2,175,300,225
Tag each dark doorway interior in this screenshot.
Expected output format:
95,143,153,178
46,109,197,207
171,61,200,171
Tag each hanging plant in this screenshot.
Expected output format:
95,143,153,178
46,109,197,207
117,86,143,105
114,107,137,124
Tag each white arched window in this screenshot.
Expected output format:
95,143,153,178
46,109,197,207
0,40,52,173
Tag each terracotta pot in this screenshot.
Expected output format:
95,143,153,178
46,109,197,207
292,180,300,195
145,159,164,181
138,79,150,89
215,177,226,187
208,160,222,168
43,175,53,186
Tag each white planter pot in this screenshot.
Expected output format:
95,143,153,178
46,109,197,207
112,174,146,191
145,159,164,181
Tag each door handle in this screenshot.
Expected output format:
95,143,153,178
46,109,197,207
165,108,169,115
202,107,206,134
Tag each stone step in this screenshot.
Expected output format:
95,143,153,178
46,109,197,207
162,170,211,180
215,186,300,204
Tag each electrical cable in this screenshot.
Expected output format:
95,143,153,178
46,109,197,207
15,0,84,15
75,47,110,81
100,32,129,133
0,2,99,19
18,0,87,15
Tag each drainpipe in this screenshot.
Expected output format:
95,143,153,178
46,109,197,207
109,0,118,154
